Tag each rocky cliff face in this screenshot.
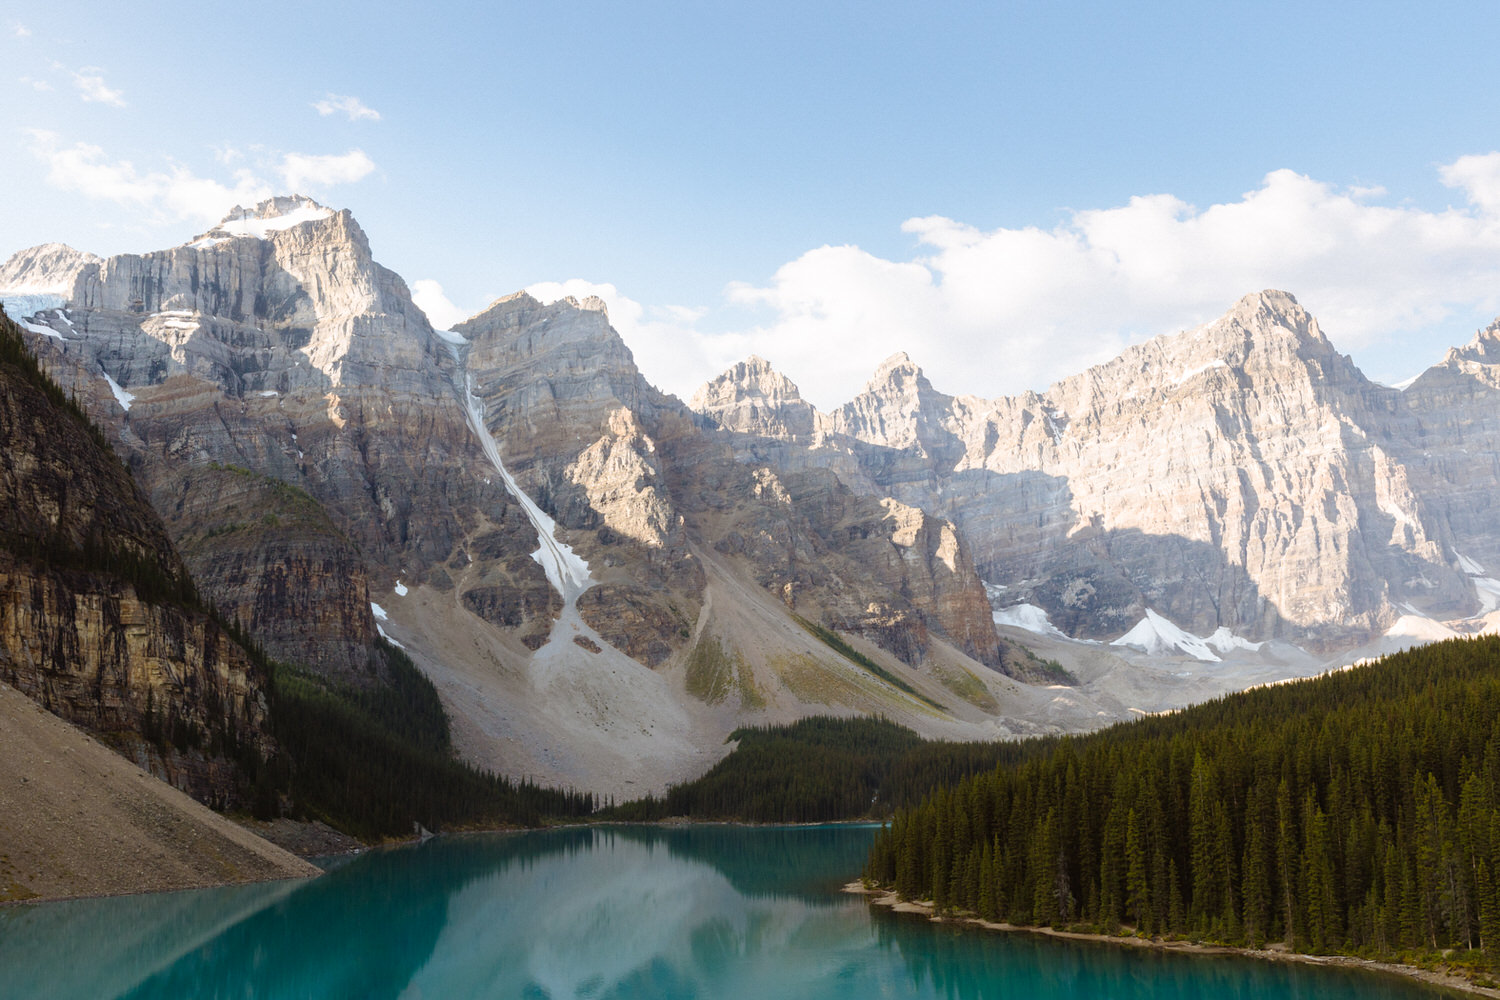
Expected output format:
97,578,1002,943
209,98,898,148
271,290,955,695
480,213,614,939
690,355,818,441
1399,320,1500,579
151,463,383,682
0,242,98,299
0,310,271,806
693,291,1482,648
2,198,549,680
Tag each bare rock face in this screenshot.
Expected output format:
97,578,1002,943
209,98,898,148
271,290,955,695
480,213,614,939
152,464,382,683
693,292,1479,647
0,312,271,807
690,355,817,441
4,198,538,677
457,292,705,665
0,242,99,298
1399,319,1500,576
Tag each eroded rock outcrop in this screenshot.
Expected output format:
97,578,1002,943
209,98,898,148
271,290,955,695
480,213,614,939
0,310,271,806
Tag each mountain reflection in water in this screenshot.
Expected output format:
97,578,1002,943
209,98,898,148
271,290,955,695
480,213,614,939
0,825,1467,999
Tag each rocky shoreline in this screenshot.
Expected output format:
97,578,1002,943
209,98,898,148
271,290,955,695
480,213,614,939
846,882,1500,998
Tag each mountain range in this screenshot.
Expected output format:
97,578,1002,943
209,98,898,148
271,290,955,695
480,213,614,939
5,195,1500,798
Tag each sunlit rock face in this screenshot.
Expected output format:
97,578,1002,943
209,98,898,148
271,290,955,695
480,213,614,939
1399,319,1500,579
1,198,494,679
693,291,1494,648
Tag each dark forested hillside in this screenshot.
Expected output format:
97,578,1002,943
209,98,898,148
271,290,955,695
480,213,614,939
865,636,1500,966
262,638,595,837
603,716,1037,823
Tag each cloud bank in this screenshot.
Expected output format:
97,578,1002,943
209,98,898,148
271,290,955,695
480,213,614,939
27,132,378,225
602,160,1500,407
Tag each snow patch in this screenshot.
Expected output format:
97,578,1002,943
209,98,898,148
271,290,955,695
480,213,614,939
370,602,388,621
0,293,66,319
1474,577,1500,615
188,236,230,250
460,374,593,602
394,580,408,597
1457,551,1486,575
433,328,468,345
214,205,333,240
1385,615,1459,641
993,603,1066,639
1205,626,1264,654
376,623,404,649
101,370,134,411
1170,358,1228,385
1452,551,1500,613
18,316,64,340
1111,609,1221,662
257,390,279,397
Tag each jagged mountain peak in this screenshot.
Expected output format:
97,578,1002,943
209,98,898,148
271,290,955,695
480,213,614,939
1444,317,1500,367
1053,289,1336,405
1220,289,1327,344
699,354,803,392
188,194,352,248
870,350,921,381
219,194,332,226
691,355,816,437
0,242,101,298
459,289,619,336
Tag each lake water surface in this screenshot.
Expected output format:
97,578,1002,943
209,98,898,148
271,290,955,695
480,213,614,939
0,824,1470,999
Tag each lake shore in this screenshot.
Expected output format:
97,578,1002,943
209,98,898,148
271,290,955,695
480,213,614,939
846,882,1500,999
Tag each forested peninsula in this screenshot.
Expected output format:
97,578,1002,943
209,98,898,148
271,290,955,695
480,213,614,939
863,635,1500,981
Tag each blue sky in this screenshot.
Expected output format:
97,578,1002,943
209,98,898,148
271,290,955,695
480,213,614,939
5,1,1500,405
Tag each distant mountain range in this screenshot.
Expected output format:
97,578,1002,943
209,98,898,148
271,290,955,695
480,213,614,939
6,195,1499,795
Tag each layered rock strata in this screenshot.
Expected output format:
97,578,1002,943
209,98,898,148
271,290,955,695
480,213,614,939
0,310,272,806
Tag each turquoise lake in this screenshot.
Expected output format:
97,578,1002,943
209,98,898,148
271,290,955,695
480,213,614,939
0,824,1471,999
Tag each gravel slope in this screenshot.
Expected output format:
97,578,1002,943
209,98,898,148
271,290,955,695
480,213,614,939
0,682,319,904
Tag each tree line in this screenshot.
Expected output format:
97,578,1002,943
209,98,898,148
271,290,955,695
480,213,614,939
603,715,1033,823
260,639,595,838
865,635,1500,966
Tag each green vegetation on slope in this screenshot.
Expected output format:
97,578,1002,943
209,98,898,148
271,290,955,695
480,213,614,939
793,615,945,711
602,716,1029,823
866,635,1500,974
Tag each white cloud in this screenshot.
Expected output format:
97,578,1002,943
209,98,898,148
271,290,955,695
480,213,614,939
313,93,381,122
1441,153,1500,216
280,149,376,192
26,131,379,225
601,161,1500,408
411,279,470,330
11,22,30,38
19,76,50,91
71,67,125,107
